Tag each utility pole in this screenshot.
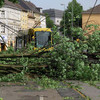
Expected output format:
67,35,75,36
72,0,74,29
71,0,74,40
61,4,65,37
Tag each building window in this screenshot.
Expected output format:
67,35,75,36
57,20,59,22
1,11,5,18
1,24,5,33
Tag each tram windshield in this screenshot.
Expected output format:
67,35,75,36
35,31,51,48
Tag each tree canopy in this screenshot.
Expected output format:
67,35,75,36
60,0,83,38
45,13,54,28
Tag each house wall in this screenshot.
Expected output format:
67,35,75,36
27,11,35,29
0,6,21,51
34,13,40,27
50,17,62,26
82,13,100,29
40,15,46,28
21,11,28,30
55,17,62,26
28,18,35,29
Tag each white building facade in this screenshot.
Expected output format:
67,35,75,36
43,9,64,27
40,15,46,28
0,5,21,51
50,17,62,26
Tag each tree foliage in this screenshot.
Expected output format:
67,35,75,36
45,13,54,28
46,25,100,80
60,0,83,37
0,25,100,81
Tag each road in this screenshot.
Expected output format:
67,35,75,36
0,81,85,100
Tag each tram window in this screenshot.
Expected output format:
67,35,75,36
35,31,51,48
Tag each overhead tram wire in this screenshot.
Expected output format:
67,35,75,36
0,21,20,47
0,15,47,46
0,13,50,36
83,0,98,31
0,21,20,39
0,11,54,37
0,13,55,50
34,15,50,28
0,21,19,34
0,9,70,49
0,0,98,47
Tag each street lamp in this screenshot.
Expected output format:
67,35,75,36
61,4,65,37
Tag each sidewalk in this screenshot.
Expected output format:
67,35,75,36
0,81,84,100
66,80,100,100
0,81,99,100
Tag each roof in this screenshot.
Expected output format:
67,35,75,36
24,1,40,13
43,9,64,18
17,0,31,10
83,4,100,14
4,0,42,14
4,0,21,10
4,0,27,11
18,0,41,14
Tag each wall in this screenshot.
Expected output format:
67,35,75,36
0,6,21,50
27,11,35,29
50,17,62,26
34,13,40,27
82,13,100,34
40,15,46,28
55,17,62,26
21,11,28,30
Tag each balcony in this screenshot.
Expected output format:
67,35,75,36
28,12,35,19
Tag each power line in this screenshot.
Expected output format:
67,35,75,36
0,21,19,34
0,14,47,46
34,15,48,28
83,0,98,31
0,9,53,49
0,21,20,47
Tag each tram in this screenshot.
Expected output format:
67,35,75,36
15,28,53,51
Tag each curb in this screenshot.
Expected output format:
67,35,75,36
63,81,91,100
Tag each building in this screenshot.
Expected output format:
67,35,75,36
82,4,100,35
26,1,46,28
17,5,28,30
0,0,46,51
0,0,21,51
39,15,46,28
43,9,64,26
18,0,46,28
20,11,28,30
38,7,46,28
18,0,35,29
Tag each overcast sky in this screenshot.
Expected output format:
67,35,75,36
29,0,100,11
